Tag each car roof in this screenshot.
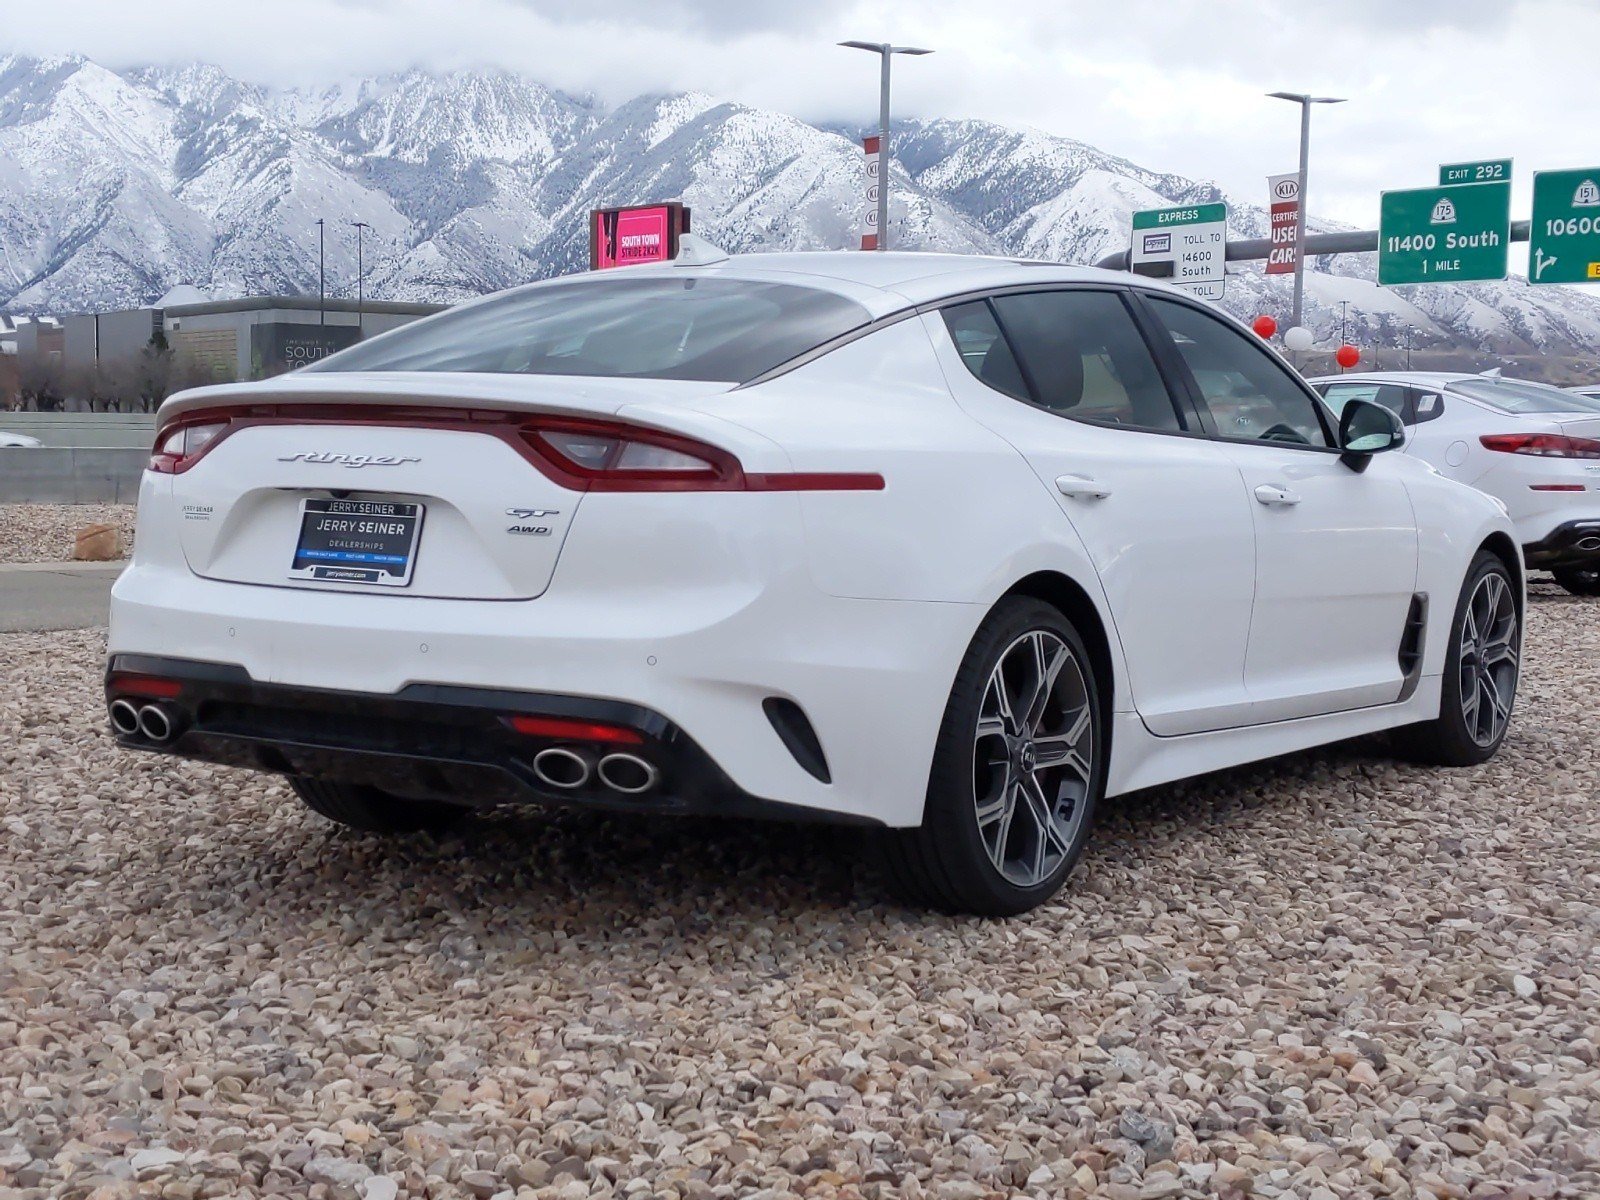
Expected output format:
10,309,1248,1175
523,250,1187,319
1305,371,1482,388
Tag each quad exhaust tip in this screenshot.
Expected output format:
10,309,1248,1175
532,746,593,790
108,698,142,737
136,703,179,744
597,752,660,795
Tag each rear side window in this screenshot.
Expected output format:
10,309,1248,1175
942,291,1187,432
310,276,872,383
1450,378,1600,414
1322,382,1413,423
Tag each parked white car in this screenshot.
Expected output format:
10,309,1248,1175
1311,371,1600,595
108,250,1521,915
0,430,42,448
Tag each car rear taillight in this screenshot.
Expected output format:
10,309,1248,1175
150,418,230,473
1479,433,1600,459
145,403,884,492
519,418,742,492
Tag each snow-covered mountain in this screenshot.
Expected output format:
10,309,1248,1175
4,54,1600,358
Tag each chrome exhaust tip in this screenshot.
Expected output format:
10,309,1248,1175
1577,536,1600,552
108,698,142,737
532,746,593,790
597,752,660,796
136,703,177,744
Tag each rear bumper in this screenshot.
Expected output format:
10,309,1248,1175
105,653,881,825
1522,519,1600,567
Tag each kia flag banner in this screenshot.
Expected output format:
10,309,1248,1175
1266,173,1299,276
861,135,881,251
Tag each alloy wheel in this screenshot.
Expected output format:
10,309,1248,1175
972,630,1094,888
1459,571,1518,747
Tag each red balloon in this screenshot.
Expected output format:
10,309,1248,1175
1335,343,1361,369
1252,315,1278,339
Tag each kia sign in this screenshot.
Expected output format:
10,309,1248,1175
590,202,690,270
861,135,881,251
1266,173,1299,276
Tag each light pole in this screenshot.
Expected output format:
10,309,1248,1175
351,221,370,338
1339,299,1349,372
839,40,933,251
314,218,326,327
1267,91,1345,333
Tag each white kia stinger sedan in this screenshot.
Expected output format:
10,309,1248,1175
1311,371,1600,595
107,247,1522,914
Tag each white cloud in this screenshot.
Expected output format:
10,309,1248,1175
8,0,1598,235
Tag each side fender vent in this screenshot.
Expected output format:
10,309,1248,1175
1398,592,1428,701
763,697,831,784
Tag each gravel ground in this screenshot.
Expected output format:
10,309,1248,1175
2,588,1598,1200
0,504,136,564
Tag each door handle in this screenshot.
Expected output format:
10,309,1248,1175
1056,474,1112,500
1254,483,1302,506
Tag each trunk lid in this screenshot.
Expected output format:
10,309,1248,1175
165,373,737,601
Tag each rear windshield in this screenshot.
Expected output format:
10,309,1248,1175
309,276,871,383
1451,378,1600,414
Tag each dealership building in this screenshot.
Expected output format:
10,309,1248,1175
37,288,444,392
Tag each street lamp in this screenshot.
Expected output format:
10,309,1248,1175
839,40,933,251
314,218,326,327
351,221,371,337
1267,91,1345,333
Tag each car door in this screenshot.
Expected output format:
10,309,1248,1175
931,288,1258,736
1140,294,1419,723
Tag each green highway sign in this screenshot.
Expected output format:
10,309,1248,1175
1130,202,1228,300
1379,181,1511,285
1439,158,1511,186
1528,168,1600,285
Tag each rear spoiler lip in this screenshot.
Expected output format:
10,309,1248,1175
154,371,739,427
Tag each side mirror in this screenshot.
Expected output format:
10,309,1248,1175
1338,398,1405,472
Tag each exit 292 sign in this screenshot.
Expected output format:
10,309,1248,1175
1439,158,1511,186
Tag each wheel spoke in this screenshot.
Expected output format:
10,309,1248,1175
1458,570,1519,747
1023,634,1069,732
1034,704,1093,780
1018,773,1073,883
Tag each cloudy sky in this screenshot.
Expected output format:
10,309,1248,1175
8,0,1596,229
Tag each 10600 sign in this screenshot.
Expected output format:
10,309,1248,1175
1544,216,1600,238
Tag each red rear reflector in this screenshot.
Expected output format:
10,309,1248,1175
1480,433,1600,459
504,715,644,744
108,674,183,699
1529,484,1586,492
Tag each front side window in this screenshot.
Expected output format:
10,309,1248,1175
1145,295,1331,447
310,276,872,383
942,291,1186,433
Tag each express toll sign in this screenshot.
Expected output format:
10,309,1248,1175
590,203,691,270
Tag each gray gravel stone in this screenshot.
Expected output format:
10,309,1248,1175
2,579,1599,1197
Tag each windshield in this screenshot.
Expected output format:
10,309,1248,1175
310,276,872,383
1450,378,1600,414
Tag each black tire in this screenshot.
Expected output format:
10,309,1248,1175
290,777,463,834
1393,550,1520,767
880,598,1106,917
1551,565,1600,596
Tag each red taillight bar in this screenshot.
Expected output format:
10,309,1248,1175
503,715,645,745
107,673,184,699
1480,433,1600,459
149,403,885,492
